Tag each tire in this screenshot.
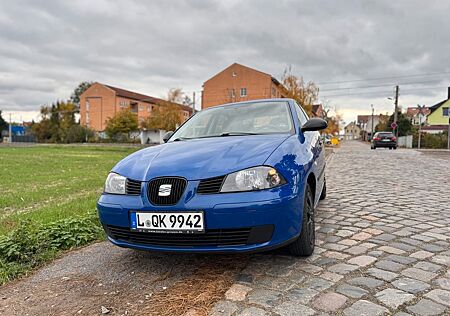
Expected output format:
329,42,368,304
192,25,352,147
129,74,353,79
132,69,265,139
289,184,315,256
389,147,392,150
319,179,326,200
393,146,397,150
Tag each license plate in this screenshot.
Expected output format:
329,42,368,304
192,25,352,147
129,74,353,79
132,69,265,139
383,139,390,142
130,211,204,233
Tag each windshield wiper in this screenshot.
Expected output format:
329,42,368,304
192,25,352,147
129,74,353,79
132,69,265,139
219,132,261,136
172,133,260,141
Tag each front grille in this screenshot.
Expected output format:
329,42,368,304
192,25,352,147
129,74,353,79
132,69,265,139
147,177,187,206
126,179,142,195
197,175,226,194
105,225,252,247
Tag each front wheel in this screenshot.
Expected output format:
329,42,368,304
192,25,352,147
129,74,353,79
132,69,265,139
289,184,315,256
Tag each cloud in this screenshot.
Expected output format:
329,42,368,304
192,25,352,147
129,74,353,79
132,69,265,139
0,0,449,124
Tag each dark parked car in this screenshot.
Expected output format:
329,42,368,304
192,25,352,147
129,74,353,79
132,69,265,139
371,132,397,150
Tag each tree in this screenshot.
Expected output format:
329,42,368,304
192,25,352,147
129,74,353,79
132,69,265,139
375,115,389,132
70,81,93,106
0,110,7,132
323,113,342,135
141,102,183,131
105,110,138,141
167,88,184,103
383,111,412,136
141,88,186,131
31,101,78,143
281,66,319,116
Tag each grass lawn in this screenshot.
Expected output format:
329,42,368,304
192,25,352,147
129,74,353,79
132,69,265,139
0,145,138,236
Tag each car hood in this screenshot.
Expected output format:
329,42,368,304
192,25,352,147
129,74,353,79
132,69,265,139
112,134,290,181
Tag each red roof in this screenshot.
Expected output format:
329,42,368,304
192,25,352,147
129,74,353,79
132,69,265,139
357,114,389,124
406,107,430,117
421,125,448,131
104,84,193,113
312,104,323,116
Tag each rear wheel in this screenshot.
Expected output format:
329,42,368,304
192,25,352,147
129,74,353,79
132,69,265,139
393,146,397,150
389,147,392,150
289,185,315,256
371,146,376,149
319,179,326,200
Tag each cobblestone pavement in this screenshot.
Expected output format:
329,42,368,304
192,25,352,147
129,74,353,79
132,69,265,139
1,141,449,315
211,141,450,316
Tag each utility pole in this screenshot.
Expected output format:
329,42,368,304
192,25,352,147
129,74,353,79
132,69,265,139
9,113,12,143
371,104,374,141
192,92,196,115
394,85,399,139
417,105,425,149
448,114,450,150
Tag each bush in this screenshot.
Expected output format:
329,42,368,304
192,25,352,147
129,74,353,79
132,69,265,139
413,130,448,149
0,212,103,284
64,125,95,143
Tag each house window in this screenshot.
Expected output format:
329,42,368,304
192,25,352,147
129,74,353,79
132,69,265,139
443,107,449,117
272,87,276,96
139,105,144,111
240,88,247,97
86,100,90,112
147,106,151,112
86,113,90,125
229,89,236,98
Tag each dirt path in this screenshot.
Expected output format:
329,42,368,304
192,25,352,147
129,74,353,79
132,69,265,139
0,148,335,316
0,242,249,315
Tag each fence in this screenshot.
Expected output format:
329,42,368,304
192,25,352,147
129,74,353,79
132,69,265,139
398,135,413,148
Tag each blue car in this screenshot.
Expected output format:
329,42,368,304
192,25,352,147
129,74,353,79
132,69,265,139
98,99,327,256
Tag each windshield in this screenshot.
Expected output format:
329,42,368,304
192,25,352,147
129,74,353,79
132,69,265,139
169,101,293,141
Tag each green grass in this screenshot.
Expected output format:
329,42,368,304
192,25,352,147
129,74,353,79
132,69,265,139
0,145,138,235
0,145,139,283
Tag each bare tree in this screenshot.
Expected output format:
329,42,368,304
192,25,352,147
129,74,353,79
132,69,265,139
281,66,319,116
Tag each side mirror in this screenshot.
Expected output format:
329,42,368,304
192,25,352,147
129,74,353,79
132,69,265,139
162,131,174,143
301,118,328,133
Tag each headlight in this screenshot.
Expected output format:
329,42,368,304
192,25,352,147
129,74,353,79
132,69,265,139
104,172,126,194
220,166,286,192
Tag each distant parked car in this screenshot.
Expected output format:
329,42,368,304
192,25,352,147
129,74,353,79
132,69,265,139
322,135,332,145
371,132,397,150
98,99,328,256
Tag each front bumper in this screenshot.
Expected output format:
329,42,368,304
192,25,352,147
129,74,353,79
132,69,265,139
97,186,303,253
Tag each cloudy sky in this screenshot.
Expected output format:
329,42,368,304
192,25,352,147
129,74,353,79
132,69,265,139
1,0,450,124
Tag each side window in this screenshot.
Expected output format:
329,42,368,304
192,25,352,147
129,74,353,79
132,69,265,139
294,102,308,126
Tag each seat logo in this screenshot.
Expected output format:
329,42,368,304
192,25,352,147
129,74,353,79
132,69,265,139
158,184,172,196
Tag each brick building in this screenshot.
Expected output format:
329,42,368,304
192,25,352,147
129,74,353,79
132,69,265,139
79,83,192,132
201,63,288,109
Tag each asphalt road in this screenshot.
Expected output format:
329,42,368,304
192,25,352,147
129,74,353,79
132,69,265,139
1,141,449,316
